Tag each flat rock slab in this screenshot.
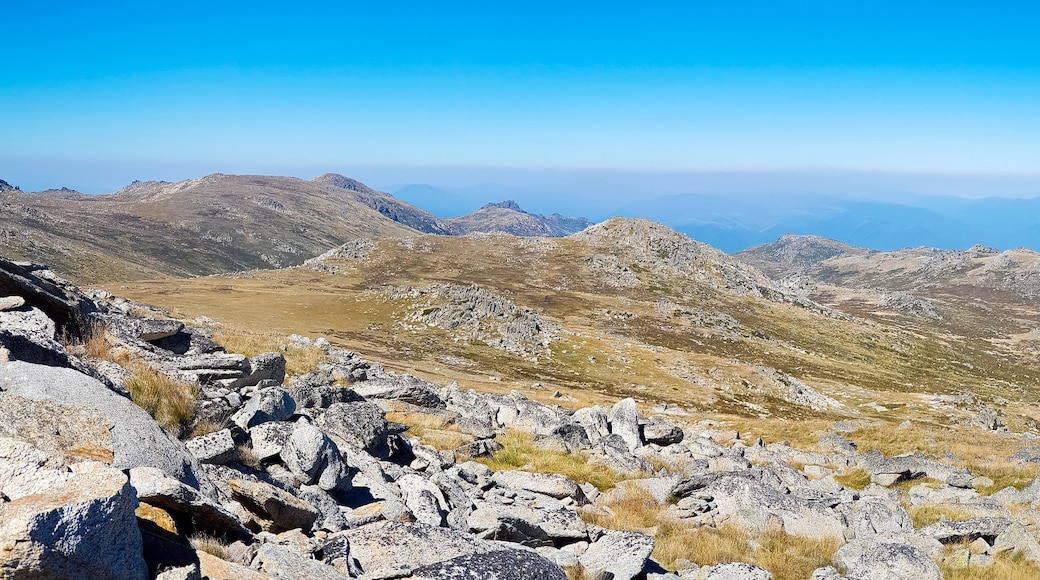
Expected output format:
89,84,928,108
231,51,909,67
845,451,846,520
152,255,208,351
492,470,588,503
253,543,350,579
186,429,238,465
346,520,503,577
411,549,567,580
579,531,655,580
835,539,942,580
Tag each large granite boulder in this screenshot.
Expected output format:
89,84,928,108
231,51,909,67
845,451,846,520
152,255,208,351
0,462,148,579
0,361,205,489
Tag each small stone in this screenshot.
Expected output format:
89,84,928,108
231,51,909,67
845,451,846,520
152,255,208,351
0,296,26,311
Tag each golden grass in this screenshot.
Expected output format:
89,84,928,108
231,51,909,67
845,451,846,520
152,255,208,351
478,430,628,491
582,484,661,531
213,327,329,377
581,483,839,579
834,467,872,490
907,504,975,528
385,410,475,451
189,532,232,561
940,548,1040,580
970,464,1040,496
125,362,198,438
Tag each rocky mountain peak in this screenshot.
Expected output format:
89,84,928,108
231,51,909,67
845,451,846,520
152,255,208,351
482,200,525,212
312,173,374,193
0,178,19,191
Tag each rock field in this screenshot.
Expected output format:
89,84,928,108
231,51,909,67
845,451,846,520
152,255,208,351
3,256,1040,579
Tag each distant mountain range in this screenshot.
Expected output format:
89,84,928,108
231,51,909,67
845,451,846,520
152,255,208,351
612,192,1040,253
0,174,593,282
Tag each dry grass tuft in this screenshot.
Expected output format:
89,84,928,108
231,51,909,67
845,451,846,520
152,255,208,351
834,467,872,490
125,362,197,438
236,444,259,468
189,532,231,561
478,430,627,491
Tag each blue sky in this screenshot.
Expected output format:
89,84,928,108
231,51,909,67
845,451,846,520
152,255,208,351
2,1,1039,200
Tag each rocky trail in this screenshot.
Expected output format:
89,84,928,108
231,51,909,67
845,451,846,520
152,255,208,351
3,257,1040,579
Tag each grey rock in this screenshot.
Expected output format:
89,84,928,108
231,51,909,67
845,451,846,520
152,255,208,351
468,490,588,545
834,539,941,580
0,306,70,366
850,496,915,539
280,418,352,492
643,416,684,446
670,469,844,541
233,352,286,389
253,543,350,579
809,566,843,580
0,462,148,580
228,478,321,533
186,428,238,465
596,433,650,473
921,517,1010,545
399,473,449,527
233,387,297,429
138,319,185,341
608,398,642,452
492,470,589,504
352,374,446,408
412,548,567,580
579,530,655,580
317,401,407,459
299,484,350,532
0,361,205,489
346,520,505,577
0,437,69,500
155,564,201,580
249,421,295,460
573,406,611,446
543,421,592,453
993,522,1040,564
0,295,25,311
288,382,363,409
172,352,250,383
455,439,503,460
130,466,251,540
0,258,98,341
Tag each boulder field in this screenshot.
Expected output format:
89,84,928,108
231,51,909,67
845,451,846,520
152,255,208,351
2,259,1039,579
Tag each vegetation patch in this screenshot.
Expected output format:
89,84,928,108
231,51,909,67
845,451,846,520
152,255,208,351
478,430,626,491
125,361,197,438
214,327,329,376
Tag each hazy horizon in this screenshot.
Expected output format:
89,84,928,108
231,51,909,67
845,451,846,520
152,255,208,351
3,2,1039,203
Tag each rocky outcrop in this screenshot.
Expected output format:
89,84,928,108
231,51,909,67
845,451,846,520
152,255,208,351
6,261,1040,580
391,283,560,357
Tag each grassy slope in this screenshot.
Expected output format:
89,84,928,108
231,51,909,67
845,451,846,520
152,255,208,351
108,233,1040,442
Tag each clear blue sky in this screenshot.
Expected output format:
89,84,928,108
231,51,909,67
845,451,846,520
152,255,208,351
2,1,1039,197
